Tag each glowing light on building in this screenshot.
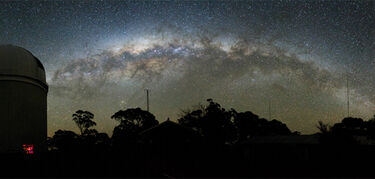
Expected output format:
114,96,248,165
22,144,34,154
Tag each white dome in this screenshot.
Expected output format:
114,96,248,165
0,44,47,86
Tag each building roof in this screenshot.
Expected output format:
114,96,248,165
0,44,47,85
139,120,200,139
242,135,320,145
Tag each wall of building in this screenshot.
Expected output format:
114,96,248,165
0,79,47,152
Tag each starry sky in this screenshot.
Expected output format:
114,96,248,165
0,0,374,136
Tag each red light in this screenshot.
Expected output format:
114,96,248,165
22,144,34,154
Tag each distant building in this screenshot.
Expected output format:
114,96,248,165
0,45,48,153
140,119,201,145
241,135,320,145
240,135,321,164
139,120,202,172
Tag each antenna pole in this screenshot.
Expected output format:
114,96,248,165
268,99,271,120
347,73,349,117
145,89,150,112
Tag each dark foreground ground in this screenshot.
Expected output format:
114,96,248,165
1,143,375,178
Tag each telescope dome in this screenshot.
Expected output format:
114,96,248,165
0,44,48,153
0,44,47,89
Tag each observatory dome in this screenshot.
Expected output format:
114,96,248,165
0,44,48,153
0,44,47,88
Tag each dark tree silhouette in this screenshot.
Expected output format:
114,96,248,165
49,130,81,151
331,117,365,136
178,104,206,132
316,121,330,134
234,111,293,141
233,111,261,141
366,115,375,139
49,128,110,153
111,108,159,142
178,99,237,144
72,110,97,135
179,99,294,144
342,117,365,131
265,119,292,135
80,129,110,151
318,117,366,144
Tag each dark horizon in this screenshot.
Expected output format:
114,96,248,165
1,96,375,178
47,99,375,137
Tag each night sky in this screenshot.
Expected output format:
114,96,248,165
0,0,374,136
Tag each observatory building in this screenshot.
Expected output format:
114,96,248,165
0,45,48,153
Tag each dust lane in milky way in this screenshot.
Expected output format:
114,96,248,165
0,0,373,135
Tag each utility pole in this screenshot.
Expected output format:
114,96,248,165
347,73,349,117
145,89,150,112
268,99,271,120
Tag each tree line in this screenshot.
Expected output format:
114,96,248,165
48,99,295,152
47,98,375,152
